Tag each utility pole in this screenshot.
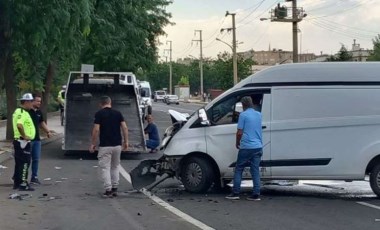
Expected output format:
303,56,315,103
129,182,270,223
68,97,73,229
222,11,238,85
262,0,306,63
292,0,298,63
193,30,204,100
165,41,172,94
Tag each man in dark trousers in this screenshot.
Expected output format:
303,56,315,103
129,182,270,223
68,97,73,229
89,96,129,198
12,93,36,191
226,96,263,201
28,94,51,184
144,114,160,153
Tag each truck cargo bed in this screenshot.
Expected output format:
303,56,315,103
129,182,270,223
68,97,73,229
63,73,145,153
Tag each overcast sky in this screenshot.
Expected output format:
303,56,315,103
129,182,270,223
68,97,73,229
158,0,380,61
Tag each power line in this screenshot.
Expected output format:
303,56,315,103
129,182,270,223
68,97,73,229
237,0,266,25
306,0,375,20
311,18,378,35
306,19,374,41
237,0,281,29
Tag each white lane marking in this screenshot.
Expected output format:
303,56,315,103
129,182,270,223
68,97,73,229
357,201,380,211
119,166,215,230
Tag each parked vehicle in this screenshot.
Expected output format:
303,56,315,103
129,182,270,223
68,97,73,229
164,95,179,105
138,81,152,118
154,90,167,102
63,72,146,153
131,62,380,197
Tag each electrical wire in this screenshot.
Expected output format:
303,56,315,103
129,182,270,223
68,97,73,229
237,0,281,29
306,0,375,20
306,19,374,41
237,0,266,25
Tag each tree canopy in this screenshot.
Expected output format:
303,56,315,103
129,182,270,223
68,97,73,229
0,0,172,139
143,52,255,94
368,34,380,61
326,45,352,62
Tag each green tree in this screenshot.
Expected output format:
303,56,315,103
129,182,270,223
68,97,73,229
81,0,172,72
326,45,352,62
178,76,189,86
1,0,93,139
368,34,380,61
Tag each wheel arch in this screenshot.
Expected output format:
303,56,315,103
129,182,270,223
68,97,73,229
366,154,380,174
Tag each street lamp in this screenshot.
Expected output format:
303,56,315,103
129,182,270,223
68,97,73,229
216,38,233,50
216,38,238,85
297,28,302,62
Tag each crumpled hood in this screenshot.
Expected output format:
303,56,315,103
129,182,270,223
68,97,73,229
168,109,189,124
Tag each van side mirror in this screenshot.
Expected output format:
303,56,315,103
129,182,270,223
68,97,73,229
198,108,210,126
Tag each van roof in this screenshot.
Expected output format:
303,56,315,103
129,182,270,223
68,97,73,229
237,62,380,87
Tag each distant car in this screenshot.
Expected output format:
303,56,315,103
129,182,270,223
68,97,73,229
164,95,179,105
154,90,167,102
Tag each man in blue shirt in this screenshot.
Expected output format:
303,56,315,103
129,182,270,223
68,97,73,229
226,96,263,201
144,115,160,153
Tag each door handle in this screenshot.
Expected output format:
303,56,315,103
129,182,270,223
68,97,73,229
262,125,267,129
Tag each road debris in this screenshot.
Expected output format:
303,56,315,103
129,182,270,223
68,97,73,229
54,166,62,170
43,178,51,181
93,166,98,168
9,193,32,200
0,165,7,169
61,177,68,180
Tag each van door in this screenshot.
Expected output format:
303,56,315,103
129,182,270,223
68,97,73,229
205,89,271,180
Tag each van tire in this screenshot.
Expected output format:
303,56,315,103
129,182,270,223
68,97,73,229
370,163,380,197
147,105,152,115
181,157,214,193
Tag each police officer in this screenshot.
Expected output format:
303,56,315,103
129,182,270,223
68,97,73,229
12,93,36,191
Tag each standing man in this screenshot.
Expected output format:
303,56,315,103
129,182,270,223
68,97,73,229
57,85,66,126
57,85,66,109
29,93,51,184
12,93,36,191
89,96,129,198
226,96,263,201
144,114,160,153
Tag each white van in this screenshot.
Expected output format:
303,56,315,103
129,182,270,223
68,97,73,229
133,62,380,197
138,81,153,116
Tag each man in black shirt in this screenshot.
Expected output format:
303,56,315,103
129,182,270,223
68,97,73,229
28,94,51,185
89,96,129,198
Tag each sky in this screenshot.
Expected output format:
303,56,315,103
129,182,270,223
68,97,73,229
158,0,380,61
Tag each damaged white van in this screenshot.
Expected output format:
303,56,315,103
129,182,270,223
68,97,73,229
131,62,380,197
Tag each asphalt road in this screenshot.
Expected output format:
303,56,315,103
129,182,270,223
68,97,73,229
1,101,380,230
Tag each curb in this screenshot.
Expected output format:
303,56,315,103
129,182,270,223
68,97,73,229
0,134,63,165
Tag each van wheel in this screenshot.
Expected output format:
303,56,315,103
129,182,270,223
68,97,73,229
181,157,214,193
370,163,380,197
147,105,152,115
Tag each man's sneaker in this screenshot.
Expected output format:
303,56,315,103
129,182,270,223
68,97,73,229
225,193,240,200
246,194,261,201
19,185,35,191
111,188,118,197
102,190,113,198
30,178,41,185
